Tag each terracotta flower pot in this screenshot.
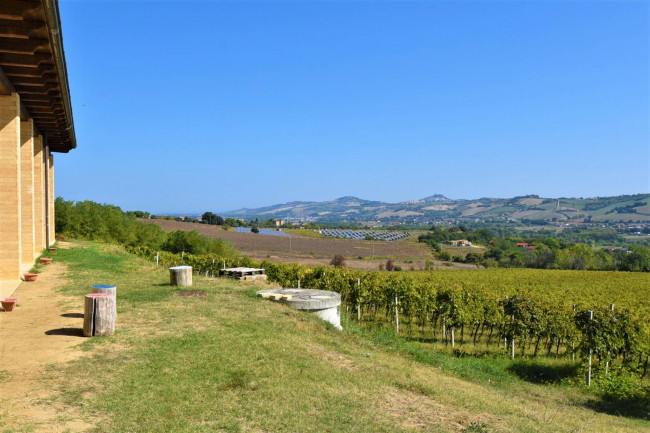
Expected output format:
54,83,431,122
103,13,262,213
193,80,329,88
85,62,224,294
49,248,57,253
24,273,38,282
40,257,52,264
1,297,19,312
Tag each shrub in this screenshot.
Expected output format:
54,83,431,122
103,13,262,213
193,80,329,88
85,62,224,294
205,238,238,256
162,230,207,254
594,367,650,401
483,258,499,268
385,259,395,271
330,255,346,267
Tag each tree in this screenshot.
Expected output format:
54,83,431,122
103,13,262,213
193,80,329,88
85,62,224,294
484,247,504,262
464,252,483,264
555,244,596,270
420,227,450,243
126,210,150,219
620,245,650,272
467,228,493,245
385,259,395,271
224,217,241,227
201,212,218,225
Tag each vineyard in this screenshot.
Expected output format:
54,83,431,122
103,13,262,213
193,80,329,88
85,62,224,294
129,246,650,390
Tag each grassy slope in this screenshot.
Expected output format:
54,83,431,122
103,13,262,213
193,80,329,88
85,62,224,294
21,242,648,432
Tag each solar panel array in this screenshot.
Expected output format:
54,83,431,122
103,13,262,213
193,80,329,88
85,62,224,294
234,227,293,237
320,229,410,242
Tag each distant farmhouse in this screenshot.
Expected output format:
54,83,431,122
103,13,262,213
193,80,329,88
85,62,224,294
450,239,472,247
0,0,76,295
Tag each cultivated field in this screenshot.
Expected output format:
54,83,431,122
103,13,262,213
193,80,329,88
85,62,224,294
142,220,476,270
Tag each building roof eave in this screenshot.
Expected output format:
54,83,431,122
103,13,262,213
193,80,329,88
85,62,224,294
43,0,75,152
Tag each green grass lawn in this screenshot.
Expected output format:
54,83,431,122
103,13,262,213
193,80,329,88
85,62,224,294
13,242,648,432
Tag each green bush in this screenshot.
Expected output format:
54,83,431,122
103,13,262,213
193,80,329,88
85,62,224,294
162,230,208,254
594,367,650,401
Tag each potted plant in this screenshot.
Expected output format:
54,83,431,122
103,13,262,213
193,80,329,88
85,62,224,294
24,273,38,282
0,297,19,312
49,247,57,253
40,257,52,264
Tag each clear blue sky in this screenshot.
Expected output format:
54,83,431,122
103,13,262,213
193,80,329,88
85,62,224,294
56,0,649,214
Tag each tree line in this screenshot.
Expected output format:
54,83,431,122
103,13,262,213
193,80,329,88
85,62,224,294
418,226,650,272
55,198,238,257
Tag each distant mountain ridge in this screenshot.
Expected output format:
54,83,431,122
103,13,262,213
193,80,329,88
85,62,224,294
223,194,650,224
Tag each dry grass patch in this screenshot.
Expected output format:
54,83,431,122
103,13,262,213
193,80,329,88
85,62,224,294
304,342,358,371
380,386,479,432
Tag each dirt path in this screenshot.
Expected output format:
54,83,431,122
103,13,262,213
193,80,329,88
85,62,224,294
0,257,93,432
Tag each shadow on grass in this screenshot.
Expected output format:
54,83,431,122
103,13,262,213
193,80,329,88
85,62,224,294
508,360,580,384
403,335,437,344
584,397,650,420
61,313,84,318
45,327,84,337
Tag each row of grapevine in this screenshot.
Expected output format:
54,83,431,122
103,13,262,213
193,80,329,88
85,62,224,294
127,246,650,378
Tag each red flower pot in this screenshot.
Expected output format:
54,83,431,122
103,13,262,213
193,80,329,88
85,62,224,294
1,297,19,312
24,273,38,282
40,257,52,265
49,248,57,253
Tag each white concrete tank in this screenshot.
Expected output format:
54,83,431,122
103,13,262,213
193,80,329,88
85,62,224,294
257,288,342,330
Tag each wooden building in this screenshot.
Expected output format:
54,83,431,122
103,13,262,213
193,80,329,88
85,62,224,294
0,0,76,296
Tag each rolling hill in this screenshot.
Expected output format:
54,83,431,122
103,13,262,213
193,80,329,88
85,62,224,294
224,194,650,224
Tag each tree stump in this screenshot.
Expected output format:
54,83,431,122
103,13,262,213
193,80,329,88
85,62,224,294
169,266,192,287
83,293,116,337
92,284,116,295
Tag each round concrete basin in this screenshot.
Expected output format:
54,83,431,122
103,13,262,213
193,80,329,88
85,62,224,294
257,288,342,330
